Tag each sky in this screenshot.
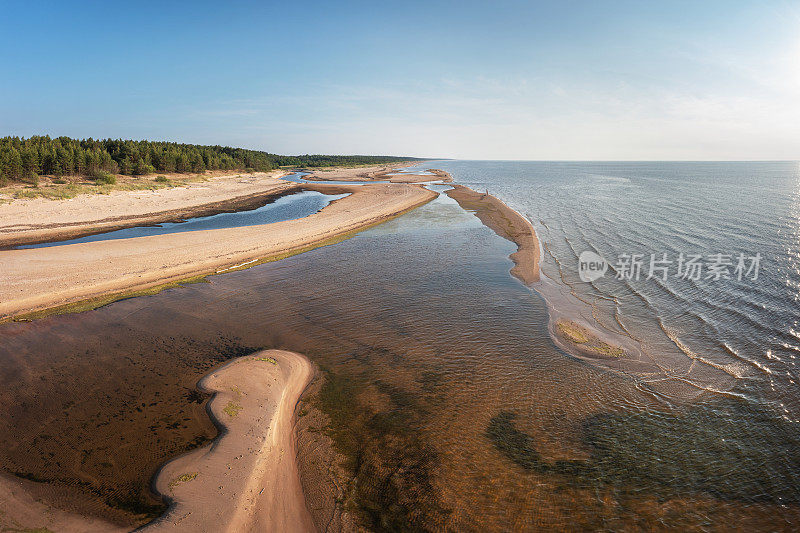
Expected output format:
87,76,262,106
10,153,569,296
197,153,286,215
1,0,799,160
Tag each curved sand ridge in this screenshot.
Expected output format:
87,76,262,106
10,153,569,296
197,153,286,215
445,184,540,284
143,350,315,532
0,181,436,319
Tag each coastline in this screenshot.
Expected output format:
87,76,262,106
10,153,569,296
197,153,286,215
444,184,640,372
0,170,293,247
0,180,436,320
143,350,315,532
445,184,540,284
304,165,452,184
0,161,786,530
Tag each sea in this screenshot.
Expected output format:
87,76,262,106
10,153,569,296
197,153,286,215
0,161,798,530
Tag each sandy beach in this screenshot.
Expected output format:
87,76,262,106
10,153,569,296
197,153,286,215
0,175,436,319
0,170,297,247
305,165,452,184
445,184,540,284
144,350,315,533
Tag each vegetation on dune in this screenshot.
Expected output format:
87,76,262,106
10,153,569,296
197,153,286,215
223,401,242,417
0,135,418,186
168,472,198,490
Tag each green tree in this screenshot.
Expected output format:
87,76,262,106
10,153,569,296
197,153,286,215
5,148,22,180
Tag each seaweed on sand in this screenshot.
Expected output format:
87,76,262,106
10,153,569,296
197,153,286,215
486,398,800,504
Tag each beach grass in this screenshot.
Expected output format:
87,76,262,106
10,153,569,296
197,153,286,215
223,401,242,417
1,174,214,201
168,472,198,489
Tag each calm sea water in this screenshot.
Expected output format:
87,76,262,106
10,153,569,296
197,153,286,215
0,163,798,530
419,160,800,414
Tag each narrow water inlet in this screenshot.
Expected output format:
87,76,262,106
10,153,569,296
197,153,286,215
17,189,350,249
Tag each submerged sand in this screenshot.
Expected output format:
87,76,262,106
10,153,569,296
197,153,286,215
0,473,126,532
445,184,540,284
144,350,315,533
0,181,435,319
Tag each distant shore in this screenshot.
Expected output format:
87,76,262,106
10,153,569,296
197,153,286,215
304,165,452,184
0,165,436,320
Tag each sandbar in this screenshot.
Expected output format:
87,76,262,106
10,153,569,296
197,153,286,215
0,181,436,319
143,350,315,532
445,184,539,284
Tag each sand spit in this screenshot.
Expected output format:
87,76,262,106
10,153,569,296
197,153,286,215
445,184,539,284
0,182,436,319
305,164,452,184
0,170,296,247
142,350,315,533
302,162,416,182
383,169,453,184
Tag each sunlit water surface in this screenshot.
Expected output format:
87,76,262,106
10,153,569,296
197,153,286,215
0,168,798,530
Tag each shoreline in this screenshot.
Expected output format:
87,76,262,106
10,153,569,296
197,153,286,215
0,180,436,320
443,184,639,371
0,170,293,247
445,184,540,284
304,164,452,184
143,350,315,532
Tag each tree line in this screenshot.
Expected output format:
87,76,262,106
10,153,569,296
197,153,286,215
0,136,417,185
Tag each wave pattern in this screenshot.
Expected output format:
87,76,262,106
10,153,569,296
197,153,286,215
422,160,800,417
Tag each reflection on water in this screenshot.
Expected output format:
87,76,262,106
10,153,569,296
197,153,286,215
19,190,348,248
0,186,798,529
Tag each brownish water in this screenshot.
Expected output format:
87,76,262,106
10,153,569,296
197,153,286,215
0,188,798,530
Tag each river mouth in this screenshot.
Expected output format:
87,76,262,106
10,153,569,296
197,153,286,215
16,189,349,249
0,186,797,530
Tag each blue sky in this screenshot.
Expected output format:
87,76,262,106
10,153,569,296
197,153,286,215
2,0,799,159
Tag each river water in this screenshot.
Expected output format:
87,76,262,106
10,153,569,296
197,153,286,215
0,165,797,530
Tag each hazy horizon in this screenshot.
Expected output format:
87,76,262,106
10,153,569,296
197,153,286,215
3,0,799,160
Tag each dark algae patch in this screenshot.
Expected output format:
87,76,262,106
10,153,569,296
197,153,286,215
488,398,800,504
0,328,260,526
486,411,550,473
316,370,451,531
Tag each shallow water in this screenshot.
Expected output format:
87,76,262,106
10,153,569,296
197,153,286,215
0,169,798,529
419,161,800,410
19,189,348,248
